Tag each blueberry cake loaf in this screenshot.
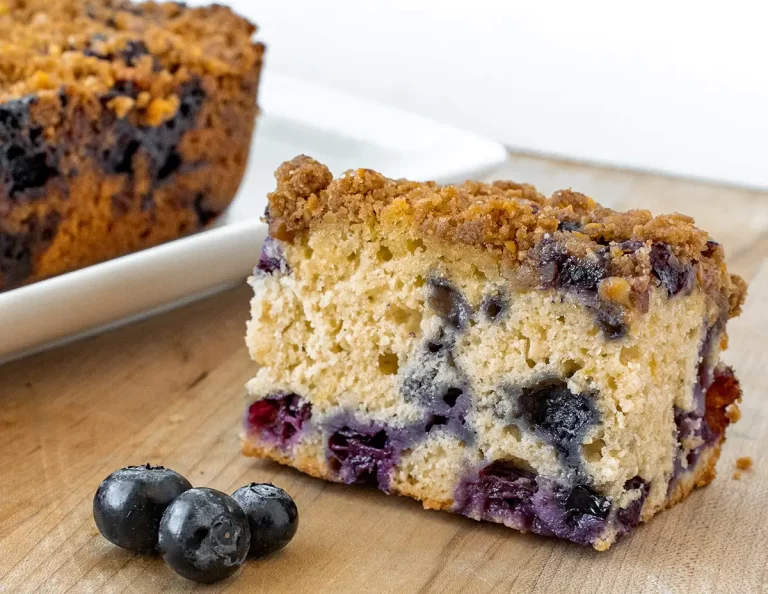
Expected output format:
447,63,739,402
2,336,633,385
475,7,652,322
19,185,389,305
243,156,747,550
0,0,263,291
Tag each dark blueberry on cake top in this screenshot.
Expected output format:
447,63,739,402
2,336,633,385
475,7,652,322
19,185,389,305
537,238,607,293
558,221,583,233
650,243,695,297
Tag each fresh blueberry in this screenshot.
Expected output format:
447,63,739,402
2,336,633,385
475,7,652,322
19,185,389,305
158,488,251,584
231,483,299,558
557,255,606,292
93,464,192,552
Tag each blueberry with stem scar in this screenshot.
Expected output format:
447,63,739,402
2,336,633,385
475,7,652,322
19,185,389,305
158,488,250,584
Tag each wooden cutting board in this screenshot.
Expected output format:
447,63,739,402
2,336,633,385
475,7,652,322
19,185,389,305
2,157,768,593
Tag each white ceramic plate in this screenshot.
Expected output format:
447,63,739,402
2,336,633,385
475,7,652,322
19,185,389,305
0,72,507,364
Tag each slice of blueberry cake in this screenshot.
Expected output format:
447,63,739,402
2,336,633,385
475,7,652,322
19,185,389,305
243,156,747,550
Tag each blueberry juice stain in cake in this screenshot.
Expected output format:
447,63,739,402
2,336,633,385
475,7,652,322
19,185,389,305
413,278,475,433
649,243,694,298
445,377,634,546
0,212,61,288
513,380,599,470
454,461,649,546
322,279,479,491
254,237,290,276
453,460,613,546
244,393,312,448
0,97,64,287
427,278,472,330
400,331,473,442
453,461,539,531
327,422,397,490
324,403,471,492
668,318,741,493
0,96,61,201
532,236,697,341
100,79,208,217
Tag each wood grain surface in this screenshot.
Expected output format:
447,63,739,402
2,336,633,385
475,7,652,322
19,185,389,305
1,152,767,594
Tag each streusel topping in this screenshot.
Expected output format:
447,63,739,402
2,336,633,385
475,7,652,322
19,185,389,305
0,0,263,106
266,156,746,318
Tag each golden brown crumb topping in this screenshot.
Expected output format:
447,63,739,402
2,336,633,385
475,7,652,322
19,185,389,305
267,156,747,320
0,0,263,107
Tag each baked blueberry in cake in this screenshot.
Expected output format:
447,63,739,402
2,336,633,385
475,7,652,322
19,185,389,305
243,156,747,550
0,0,263,291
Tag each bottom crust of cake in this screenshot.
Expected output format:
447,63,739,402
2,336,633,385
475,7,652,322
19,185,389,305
242,430,724,551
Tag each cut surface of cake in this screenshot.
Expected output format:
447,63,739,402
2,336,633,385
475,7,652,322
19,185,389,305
0,0,263,291
243,156,747,550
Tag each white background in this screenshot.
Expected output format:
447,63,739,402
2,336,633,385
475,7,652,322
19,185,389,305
193,0,768,190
